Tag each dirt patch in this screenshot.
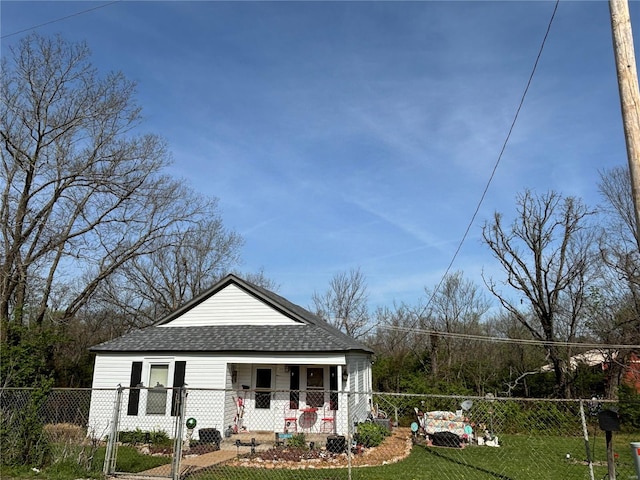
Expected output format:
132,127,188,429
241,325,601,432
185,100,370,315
223,427,413,469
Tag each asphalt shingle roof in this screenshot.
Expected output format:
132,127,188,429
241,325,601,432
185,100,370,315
90,274,374,355
90,325,367,353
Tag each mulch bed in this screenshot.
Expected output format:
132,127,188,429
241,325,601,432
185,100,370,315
183,443,221,455
255,446,338,462
223,428,413,469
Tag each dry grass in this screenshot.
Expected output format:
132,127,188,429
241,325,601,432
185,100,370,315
43,423,86,444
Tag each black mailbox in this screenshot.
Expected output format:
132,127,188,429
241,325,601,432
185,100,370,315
598,410,620,432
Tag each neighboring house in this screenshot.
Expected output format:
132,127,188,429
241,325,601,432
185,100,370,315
539,350,614,373
540,349,640,394
87,274,375,439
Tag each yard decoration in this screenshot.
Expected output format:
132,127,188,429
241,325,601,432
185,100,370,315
184,418,197,452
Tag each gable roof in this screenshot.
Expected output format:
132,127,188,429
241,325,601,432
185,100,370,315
90,274,374,355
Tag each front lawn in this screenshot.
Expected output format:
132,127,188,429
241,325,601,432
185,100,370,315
0,445,171,480
190,433,638,480
1,433,636,480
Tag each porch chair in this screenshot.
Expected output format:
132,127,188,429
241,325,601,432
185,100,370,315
320,405,335,434
284,403,298,433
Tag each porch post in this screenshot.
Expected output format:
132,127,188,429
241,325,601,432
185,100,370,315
339,364,349,436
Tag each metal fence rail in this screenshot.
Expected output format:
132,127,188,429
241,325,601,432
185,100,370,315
1,387,638,480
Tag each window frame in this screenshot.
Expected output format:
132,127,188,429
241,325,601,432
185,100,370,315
146,363,169,415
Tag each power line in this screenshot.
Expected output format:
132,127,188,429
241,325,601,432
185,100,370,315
415,0,561,320
1,1,121,40
380,324,640,350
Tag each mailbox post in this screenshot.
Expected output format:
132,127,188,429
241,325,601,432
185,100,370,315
631,442,640,479
598,410,620,480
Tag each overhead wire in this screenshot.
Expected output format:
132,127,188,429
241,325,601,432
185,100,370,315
379,324,640,350
402,0,639,352
1,1,121,40
415,0,561,322
389,0,616,355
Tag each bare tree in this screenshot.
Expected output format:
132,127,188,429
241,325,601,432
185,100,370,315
239,267,280,292
598,167,640,298
595,166,640,398
486,312,547,397
368,303,421,392
312,267,372,339
95,217,244,327
423,271,491,380
0,34,240,326
482,190,597,397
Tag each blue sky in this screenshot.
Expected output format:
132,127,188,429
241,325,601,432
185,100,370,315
1,1,637,310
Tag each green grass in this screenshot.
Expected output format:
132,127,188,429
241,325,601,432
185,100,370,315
109,445,172,473
190,433,639,480
0,444,172,479
0,461,103,480
1,433,637,480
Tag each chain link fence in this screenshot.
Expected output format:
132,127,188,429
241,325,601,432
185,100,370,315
1,387,639,480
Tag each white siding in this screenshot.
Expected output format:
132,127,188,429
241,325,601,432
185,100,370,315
345,352,372,425
161,284,300,327
184,389,226,438
88,353,230,440
91,354,139,389
89,349,371,438
90,353,228,389
182,354,226,388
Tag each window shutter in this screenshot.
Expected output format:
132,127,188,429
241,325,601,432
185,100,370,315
330,366,338,410
127,361,143,415
171,361,186,416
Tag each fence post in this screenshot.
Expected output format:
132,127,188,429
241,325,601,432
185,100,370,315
631,441,640,479
103,385,123,476
347,391,352,480
171,387,188,480
579,400,595,480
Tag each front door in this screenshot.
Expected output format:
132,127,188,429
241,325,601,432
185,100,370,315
252,367,273,430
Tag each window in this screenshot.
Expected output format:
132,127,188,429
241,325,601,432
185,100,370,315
306,367,324,407
146,364,169,415
255,368,272,409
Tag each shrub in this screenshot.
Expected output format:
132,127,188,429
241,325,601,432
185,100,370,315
0,382,52,467
286,433,308,450
618,384,640,429
118,429,172,446
355,422,389,448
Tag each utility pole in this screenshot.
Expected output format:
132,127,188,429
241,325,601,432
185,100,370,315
610,0,640,249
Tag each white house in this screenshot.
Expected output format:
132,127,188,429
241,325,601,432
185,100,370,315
87,274,374,439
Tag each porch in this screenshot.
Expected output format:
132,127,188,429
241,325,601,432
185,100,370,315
223,362,359,436
223,387,343,436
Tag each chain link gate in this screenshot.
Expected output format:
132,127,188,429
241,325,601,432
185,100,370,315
103,386,187,479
